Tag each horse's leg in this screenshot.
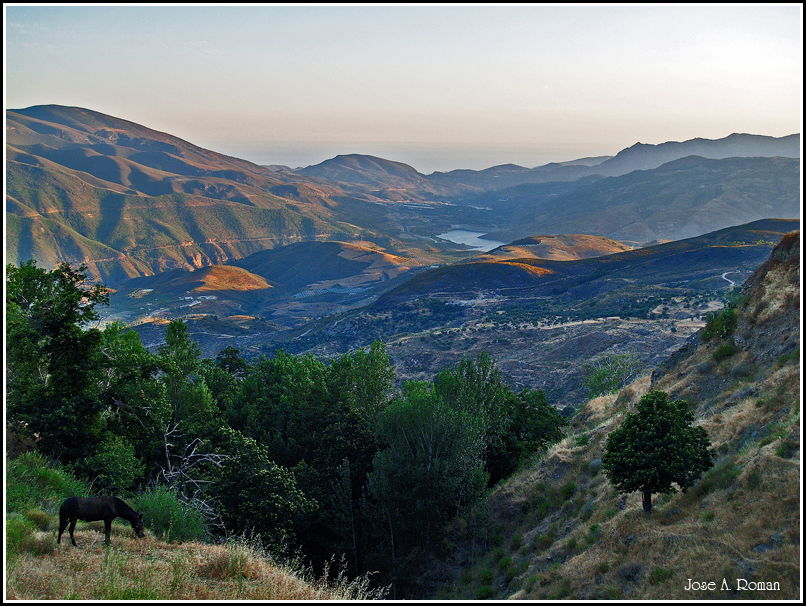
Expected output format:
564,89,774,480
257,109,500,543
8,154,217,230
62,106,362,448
104,519,112,545
57,515,67,544
69,519,77,547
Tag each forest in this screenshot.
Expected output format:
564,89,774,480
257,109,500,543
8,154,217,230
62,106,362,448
6,260,569,595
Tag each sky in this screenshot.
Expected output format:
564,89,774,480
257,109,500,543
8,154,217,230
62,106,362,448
5,4,803,172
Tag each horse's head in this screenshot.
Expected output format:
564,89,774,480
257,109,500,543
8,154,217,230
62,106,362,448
132,513,146,539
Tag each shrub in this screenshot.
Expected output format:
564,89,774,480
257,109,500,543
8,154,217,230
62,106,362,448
498,556,513,570
701,510,716,522
688,458,741,498
776,440,798,459
6,515,35,555
6,452,89,513
82,435,144,494
712,340,739,361
131,486,207,543
575,434,590,447
23,509,53,531
478,569,495,584
777,347,800,367
476,586,495,600
648,566,674,585
561,481,576,500
510,533,523,550
702,307,736,341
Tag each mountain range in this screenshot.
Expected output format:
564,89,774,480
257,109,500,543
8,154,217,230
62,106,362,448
6,105,800,286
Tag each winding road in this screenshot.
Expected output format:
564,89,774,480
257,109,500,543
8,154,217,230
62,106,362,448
721,271,740,287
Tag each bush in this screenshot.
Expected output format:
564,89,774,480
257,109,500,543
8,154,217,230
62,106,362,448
688,458,740,498
561,481,576,500
6,452,89,514
776,440,798,459
648,566,674,585
702,306,737,341
776,347,799,367
712,340,739,361
6,515,35,555
131,486,207,543
23,509,53,531
478,568,495,584
476,586,495,600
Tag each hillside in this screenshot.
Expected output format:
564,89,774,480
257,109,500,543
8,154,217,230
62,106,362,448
434,232,800,600
233,240,415,291
185,219,795,408
5,106,389,284
477,234,634,262
105,240,422,333
300,154,445,199
5,453,383,600
379,219,799,303
7,107,801,286
473,156,801,244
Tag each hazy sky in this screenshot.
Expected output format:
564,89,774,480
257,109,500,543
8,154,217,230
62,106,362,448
5,4,802,172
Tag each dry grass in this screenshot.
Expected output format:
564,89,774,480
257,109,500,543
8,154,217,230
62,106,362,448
448,335,799,601
6,528,386,600
507,349,801,600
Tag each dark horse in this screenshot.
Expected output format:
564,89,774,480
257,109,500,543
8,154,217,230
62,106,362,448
58,496,145,546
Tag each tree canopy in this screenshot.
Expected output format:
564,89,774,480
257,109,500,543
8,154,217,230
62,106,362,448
601,390,714,513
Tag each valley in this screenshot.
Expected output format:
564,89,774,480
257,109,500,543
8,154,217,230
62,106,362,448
5,103,801,601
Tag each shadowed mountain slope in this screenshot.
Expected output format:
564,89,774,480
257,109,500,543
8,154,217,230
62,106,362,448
378,219,800,303
428,132,799,191
231,240,416,291
476,155,800,244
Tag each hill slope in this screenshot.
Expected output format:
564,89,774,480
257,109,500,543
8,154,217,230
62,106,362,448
436,231,800,600
474,155,801,244
429,132,799,191
6,105,377,284
476,234,634,262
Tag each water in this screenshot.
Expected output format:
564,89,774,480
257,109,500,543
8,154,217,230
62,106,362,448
436,229,505,252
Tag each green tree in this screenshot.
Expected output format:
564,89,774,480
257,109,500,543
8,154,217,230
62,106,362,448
367,381,487,558
158,320,221,438
582,353,642,398
433,352,510,481
327,340,395,425
602,390,713,514
95,323,170,477
490,389,567,478
207,428,315,553
6,261,109,462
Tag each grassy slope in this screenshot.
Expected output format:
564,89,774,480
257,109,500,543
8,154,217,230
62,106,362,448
6,528,378,600
437,233,800,600
5,452,384,600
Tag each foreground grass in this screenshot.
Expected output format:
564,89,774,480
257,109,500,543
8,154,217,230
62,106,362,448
6,526,385,600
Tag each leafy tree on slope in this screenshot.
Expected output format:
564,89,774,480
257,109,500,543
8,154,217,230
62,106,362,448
602,390,713,514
